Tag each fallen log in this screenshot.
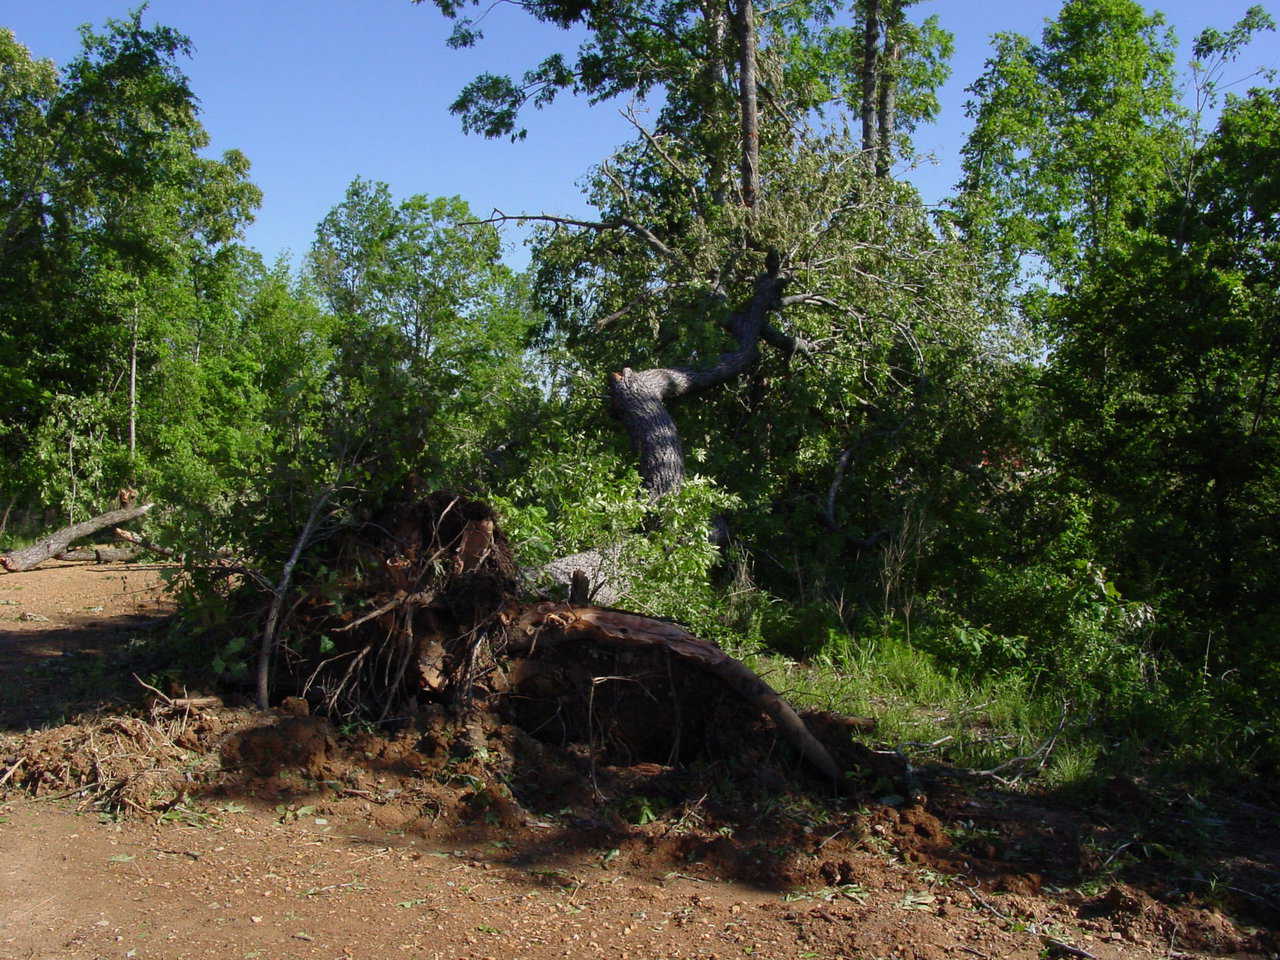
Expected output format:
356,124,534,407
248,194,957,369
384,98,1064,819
0,504,154,573
507,602,843,783
55,545,142,563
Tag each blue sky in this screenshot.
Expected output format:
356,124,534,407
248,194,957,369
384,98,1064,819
7,1,1278,267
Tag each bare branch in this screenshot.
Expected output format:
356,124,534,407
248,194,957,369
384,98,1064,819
465,209,681,262
255,485,339,709
621,105,698,183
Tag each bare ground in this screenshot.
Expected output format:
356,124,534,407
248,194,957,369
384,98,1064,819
1,562,1277,960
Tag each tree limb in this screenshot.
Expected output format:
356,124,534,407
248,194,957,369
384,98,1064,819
465,210,680,262
255,487,338,709
0,504,155,573
608,260,788,497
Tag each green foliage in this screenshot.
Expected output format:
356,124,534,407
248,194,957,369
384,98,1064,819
491,436,739,630
308,178,538,500
959,0,1183,282
24,394,125,524
0,12,262,518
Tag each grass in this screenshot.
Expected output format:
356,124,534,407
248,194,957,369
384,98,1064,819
726,620,1247,801
735,631,1051,775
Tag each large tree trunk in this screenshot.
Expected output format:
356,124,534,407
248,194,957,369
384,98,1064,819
735,0,760,212
861,0,881,158
876,14,900,178
607,261,786,498
0,503,154,573
703,0,732,206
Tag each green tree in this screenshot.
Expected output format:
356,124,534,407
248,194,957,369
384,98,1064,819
421,0,1027,636
958,0,1184,287
308,178,537,496
959,1,1280,759
0,13,261,516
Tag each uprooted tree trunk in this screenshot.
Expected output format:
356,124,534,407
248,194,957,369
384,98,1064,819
250,491,842,784
508,603,840,780
0,503,154,573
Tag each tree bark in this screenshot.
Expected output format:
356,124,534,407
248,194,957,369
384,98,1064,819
607,261,787,498
735,0,760,212
112,527,179,559
702,0,732,207
876,19,899,178
128,307,139,461
0,503,154,573
861,0,881,158
56,546,142,563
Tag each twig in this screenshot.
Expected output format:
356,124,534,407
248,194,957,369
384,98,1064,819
967,884,1097,959
133,673,173,706
1040,936,1098,960
1099,839,1135,870
464,209,680,263
973,703,1070,784
333,592,407,632
35,782,99,802
168,696,221,710
965,884,1012,922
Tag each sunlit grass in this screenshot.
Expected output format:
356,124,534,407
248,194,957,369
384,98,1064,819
727,616,1246,799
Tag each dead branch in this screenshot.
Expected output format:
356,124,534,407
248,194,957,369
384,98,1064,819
972,704,1071,785
1,503,154,572
0,756,24,790
112,527,178,559
465,209,680,263
256,486,338,709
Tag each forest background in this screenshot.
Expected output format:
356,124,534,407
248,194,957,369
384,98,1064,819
2,0,1279,788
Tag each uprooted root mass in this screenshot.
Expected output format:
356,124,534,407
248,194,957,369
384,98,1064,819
250,491,839,781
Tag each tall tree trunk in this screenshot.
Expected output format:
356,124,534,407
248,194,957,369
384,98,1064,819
876,26,899,178
875,10,896,179
128,306,139,462
704,0,732,207
735,0,760,212
602,0,777,502
861,0,881,159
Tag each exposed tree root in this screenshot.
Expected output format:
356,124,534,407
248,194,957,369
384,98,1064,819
243,490,845,785
507,603,841,781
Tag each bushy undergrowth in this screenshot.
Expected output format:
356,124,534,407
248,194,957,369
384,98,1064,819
715,590,1272,796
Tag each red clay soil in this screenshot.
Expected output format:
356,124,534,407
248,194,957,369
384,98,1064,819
1,562,1278,960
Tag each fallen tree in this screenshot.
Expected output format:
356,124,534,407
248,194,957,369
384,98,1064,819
242,491,843,784
55,545,143,563
0,503,154,573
